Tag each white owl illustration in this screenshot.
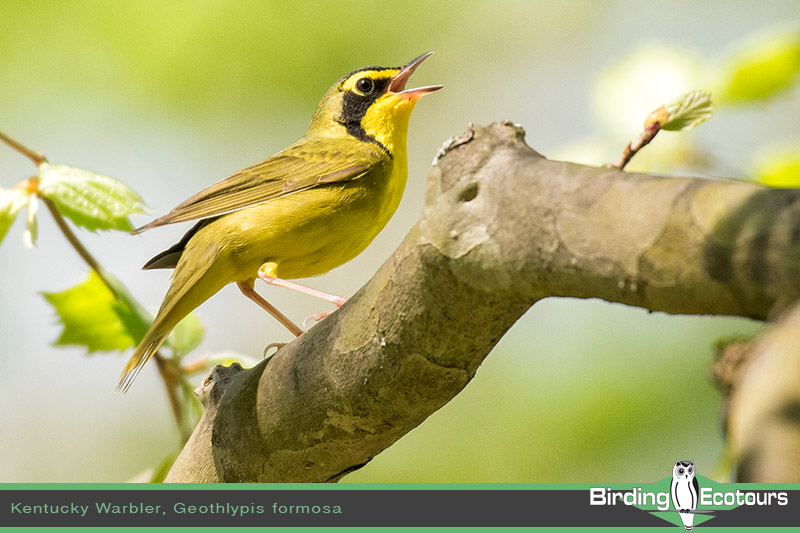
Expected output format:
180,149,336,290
671,460,699,531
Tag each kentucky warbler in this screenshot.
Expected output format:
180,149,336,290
118,52,442,393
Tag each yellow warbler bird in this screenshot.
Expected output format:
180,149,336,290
118,52,442,393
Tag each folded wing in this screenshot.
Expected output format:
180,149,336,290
133,137,383,234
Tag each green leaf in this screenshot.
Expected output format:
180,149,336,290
715,27,800,105
753,145,800,188
148,449,181,483
98,269,154,345
37,163,146,232
0,188,27,246
110,297,152,346
662,90,713,131
42,270,135,353
165,312,204,357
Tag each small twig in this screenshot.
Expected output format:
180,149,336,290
182,358,210,376
3,131,191,442
0,130,48,167
613,105,668,171
42,197,109,287
155,355,184,433
613,120,662,170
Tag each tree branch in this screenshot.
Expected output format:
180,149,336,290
727,301,800,482
166,121,800,482
0,129,48,167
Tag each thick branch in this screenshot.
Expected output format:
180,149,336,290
727,302,800,482
166,121,800,482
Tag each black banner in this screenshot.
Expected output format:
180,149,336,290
1,489,798,528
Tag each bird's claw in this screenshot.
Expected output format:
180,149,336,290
262,342,286,361
302,309,337,330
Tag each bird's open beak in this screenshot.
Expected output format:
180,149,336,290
389,51,443,100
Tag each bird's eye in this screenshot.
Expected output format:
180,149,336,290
356,77,375,94
678,468,684,475
688,468,693,474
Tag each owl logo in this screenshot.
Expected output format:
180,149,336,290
671,460,699,531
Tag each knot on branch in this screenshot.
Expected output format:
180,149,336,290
197,362,245,409
420,121,546,296
711,338,753,398
431,121,536,189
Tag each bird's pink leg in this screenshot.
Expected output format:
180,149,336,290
237,280,303,337
257,263,347,328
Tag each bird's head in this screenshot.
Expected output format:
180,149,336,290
308,52,442,156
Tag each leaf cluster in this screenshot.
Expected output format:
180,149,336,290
0,135,235,480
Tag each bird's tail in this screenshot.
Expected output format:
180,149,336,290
116,334,169,394
117,241,223,394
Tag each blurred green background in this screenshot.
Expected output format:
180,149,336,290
1,0,798,483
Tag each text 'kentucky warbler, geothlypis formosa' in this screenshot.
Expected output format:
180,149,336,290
117,52,442,393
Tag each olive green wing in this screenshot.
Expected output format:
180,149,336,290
133,137,386,234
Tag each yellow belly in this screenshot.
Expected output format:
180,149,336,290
203,158,406,281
